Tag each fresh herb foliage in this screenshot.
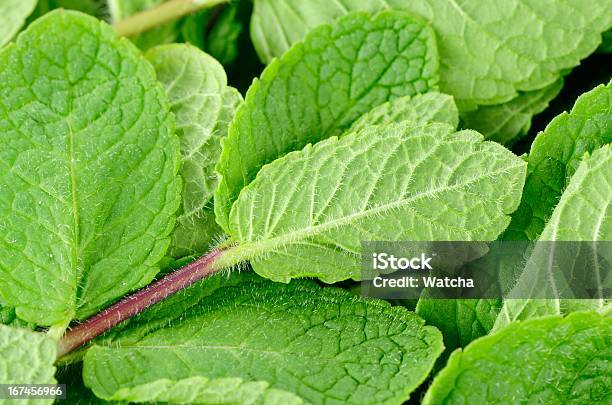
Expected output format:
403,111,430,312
219,122,525,282
505,81,612,240
0,324,57,402
0,0,37,48
424,311,612,404
146,44,242,258
214,11,440,231
83,273,444,404
0,10,181,326
0,2,610,404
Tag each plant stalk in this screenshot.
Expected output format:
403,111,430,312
56,249,223,358
113,0,227,38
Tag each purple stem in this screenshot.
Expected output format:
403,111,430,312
57,250,223,358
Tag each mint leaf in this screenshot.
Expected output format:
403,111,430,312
0,325,56,404
93,377,305,404
423,311,612,404
0,10,181,326
251,0,611,107
220,123,526,283
214,11,439,231
349,92,459,132
495,145,612,328
146,44,242,258
84,274,444,404
0,0,37,48
461,79,564,145
505,81,612,240
415,299,502,357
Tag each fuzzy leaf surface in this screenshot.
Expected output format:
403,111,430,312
349,92,458,132
495,145,611,328
423,312,612,404
147,44,242,258
251,0,611,107
0,325,56,405
214,11,439,231
222,123,526,283
0,11,181,325
505,81,612,240
84,274,444,404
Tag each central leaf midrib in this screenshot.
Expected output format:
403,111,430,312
227,160,523,265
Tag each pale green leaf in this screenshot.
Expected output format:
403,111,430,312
461,79,564,145
0,325,56,405
423,311,612,404
0,0,37,48
219,123,526,283
495,145,611,329
214,11,439,231
505,81,612,240
349,92,459,133
146,44,242,258
99,377,305,405
251,0,611,107
83,274,444,404
0,10,181,326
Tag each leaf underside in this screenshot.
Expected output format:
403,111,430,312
222,122,526,283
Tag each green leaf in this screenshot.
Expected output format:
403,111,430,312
0,10,181,326
494,144,612,328
219,122,526,283
146,44,242,258
461,79,564,145
0,0,37,48
95,377,305,405
30,0,109,21
504,81,612,240
83,274,444,404
214,11,440,231
204,3,243,66
349,92,458,133
251,0,611,107
423,311,612,404
0,325,56,404
416,299,501,357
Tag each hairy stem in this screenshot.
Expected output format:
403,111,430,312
113,0,228,38
56,250,224,358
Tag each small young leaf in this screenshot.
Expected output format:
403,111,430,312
0,325,56,404
495,145,611,328
84,274,444,404
505,81,612,240
250,0,611,107
349,92,459,133
0,10,181,326
423,311,612,404
214,11,439,231
146,44,242,258
0,0,37,48
461,79,564,145
220,123,526,283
